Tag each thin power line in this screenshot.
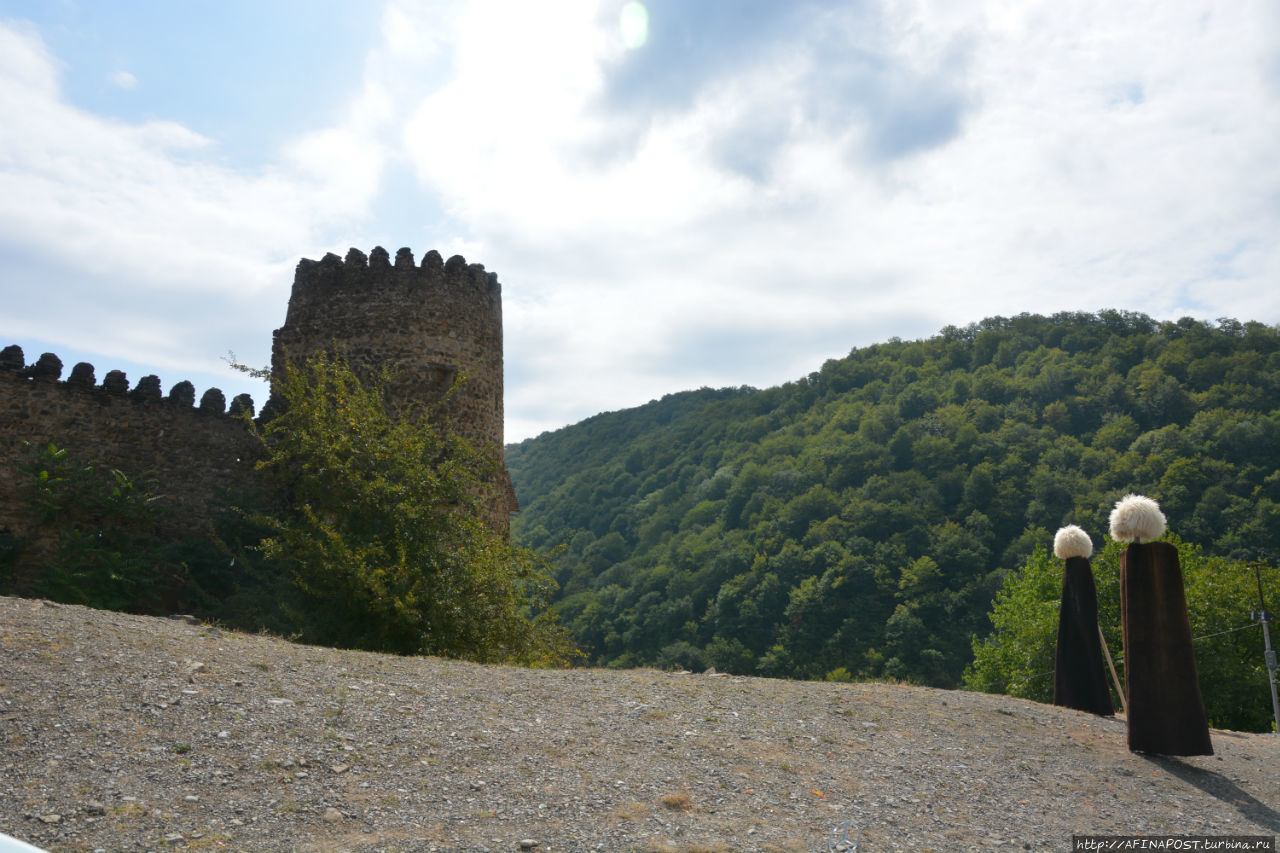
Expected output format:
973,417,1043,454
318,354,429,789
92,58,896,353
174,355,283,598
1014,622,1259,685
1191,623,1258,642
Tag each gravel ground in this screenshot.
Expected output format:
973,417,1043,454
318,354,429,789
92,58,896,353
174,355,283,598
1,595,1277,852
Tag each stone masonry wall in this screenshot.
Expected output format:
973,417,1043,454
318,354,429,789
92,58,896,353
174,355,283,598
0,349,261,567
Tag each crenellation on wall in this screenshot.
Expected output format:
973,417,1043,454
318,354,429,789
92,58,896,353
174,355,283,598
68,362,95,387
229,393,255,418
102,369,129,394
133,375,162,401
0,345,251,412
31,352,63,380
169,380,196,407
0,345,21,371
200,387,226,414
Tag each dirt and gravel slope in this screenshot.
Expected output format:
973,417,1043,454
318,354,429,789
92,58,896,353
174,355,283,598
1,595,1277,852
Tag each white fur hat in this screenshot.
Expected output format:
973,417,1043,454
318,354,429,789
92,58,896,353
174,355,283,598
1109,494,1167,543
1053,525,1093,559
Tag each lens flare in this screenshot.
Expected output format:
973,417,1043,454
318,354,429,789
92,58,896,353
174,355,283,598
619,1,649,50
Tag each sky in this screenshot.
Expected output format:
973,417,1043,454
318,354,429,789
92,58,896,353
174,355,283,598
1,1,1278,443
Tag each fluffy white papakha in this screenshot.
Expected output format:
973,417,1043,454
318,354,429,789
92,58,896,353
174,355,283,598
1109,494,1167,543
1053,524,1094,559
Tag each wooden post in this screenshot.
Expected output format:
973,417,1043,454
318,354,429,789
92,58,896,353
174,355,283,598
1098,624,1127,716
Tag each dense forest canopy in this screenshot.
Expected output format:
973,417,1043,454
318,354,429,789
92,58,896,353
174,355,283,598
506,311,1280,688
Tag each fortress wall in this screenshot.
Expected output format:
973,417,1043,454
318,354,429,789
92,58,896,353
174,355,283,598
0,353,261,560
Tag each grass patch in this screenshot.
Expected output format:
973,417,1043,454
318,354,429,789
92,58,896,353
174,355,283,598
659,792,693,811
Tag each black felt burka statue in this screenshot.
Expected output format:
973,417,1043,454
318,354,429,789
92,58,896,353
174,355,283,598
1052,525,1114,716
1111,494,1213,756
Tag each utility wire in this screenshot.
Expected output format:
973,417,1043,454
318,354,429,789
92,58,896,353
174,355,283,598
1013,622,1259,685
1191,623,1258,642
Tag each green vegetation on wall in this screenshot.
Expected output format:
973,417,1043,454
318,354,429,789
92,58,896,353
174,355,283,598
507,311,1280,693
248,352,575,664
3,442,183,614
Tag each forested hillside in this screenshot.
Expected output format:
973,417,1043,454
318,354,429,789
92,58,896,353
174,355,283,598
506,312,1280,687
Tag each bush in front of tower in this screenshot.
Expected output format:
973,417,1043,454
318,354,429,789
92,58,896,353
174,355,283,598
245,350,577,665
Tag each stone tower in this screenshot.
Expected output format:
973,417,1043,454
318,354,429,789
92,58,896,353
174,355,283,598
270,246,517,526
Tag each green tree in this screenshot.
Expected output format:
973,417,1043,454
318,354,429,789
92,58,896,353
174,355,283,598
963,545,1071,699
252,352,576,664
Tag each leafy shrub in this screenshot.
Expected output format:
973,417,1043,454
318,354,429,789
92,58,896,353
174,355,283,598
247,351,577,664
5,442,184,614
655,640,708,672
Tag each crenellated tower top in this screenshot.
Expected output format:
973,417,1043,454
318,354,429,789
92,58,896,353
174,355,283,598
270,246,515,522
271,246,504,452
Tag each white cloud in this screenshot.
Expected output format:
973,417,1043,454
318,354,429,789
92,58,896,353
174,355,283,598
400,1,616,230
0,21,58,97
380,0,459,60
618,2,648,51
0,25,309,285
283,124,386,216
111,69,136,90
893,0,1280,321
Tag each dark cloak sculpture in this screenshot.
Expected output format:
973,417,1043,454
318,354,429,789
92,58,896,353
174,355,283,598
1052,525,1115,716
1111,494,1213,756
